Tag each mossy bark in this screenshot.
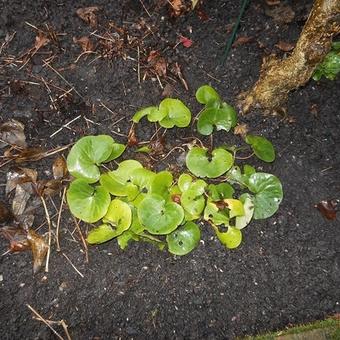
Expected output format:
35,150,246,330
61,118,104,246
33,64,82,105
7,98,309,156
240,0,340,113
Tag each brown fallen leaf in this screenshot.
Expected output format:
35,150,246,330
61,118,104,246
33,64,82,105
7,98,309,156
6,167,38,195
34,32,50,51
36,179,63,197
265,0,280,5
127,124,138,147
162,84,174,97
73,36,95,52
52,156,67,180
12,182,33,217
150,136,166,156
76,6,99,28
0,119,27,149
275,40,295,52
234,124,249,139
0,225,30,252
232,36,253,47
4,147,46,163
148,51,167,77
27,229,48,274
170,0,184,16
265,3,295,24
315,199,338,220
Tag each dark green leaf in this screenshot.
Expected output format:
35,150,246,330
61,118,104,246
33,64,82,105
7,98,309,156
245,135,275,163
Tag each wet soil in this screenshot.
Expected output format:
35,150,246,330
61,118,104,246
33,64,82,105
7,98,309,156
0,0,339,339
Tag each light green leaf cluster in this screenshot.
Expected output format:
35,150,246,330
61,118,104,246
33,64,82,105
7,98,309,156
66,87,284,256
313,42,340,81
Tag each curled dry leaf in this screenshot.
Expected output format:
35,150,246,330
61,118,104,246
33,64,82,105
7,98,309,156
0,119,27,149
150,137,165,156
27,229,48,274
232,36,253,47
275,41,295,52
315,199,338,220
0,226,48,273
12,183,33,216
0,225,30,252
234,124,249,138
52,156,67,180
4,147,46,163
73,36,95,52
127,124,138,147
162,84,174,97
36,179,63,197
147,51,167,77
34,32,50,51
6,167,37,195
76,6,99,28
170,0,184,16
265,0,281,5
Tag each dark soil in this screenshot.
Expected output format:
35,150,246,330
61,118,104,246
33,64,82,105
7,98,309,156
0,1,339,339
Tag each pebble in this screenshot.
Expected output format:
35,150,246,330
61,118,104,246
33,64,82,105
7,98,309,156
0,274,3,282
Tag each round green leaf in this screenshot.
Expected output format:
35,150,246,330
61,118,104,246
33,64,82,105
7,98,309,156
158,98,191,128
224,199,245,218
203,202,229,225
138,194,184,235
197,104,237,136
186,147,234,178
245,135,275,163
208,183,234,201
102,199,132,237
67,179,110,223
67,135,115,183
235,193,254,229
132,106,164,123
195,85,221,105
181,180,207,218
216,226,242,249
166,222,201,255
130,168,156,191
178,174,193,192
247,173,283,219
150,171,173,198
105,143,126,162
87,224,118,244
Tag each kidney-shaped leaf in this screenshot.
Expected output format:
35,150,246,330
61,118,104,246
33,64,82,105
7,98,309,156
245,135,275,163
102,199,132,236
197,104,237,136
87,224,118,244
158,98,191,128
204,201,229,225
235,193,254,229
216,226,242,249
186,147,234,178
247,173,283,219
67,179,110,223
208,183,234,201
195,85,221,106
138,194,184,234
67,135,115,183
132,106,165,123
181,180,207,218
166,222,201,255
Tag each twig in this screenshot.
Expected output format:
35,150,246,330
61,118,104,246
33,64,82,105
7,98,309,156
56,187,66,252
62,253,84,278
40,195,52,273
50,115,81,138
235,152,254,160
139,0,151,17
137,46,141,83
42,60,84,99
73,217,89,263
159,146,186,161
27,304,65,340
99,100,116,116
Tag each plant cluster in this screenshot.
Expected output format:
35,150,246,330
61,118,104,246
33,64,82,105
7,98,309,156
313,41,340,81
66,86,283,255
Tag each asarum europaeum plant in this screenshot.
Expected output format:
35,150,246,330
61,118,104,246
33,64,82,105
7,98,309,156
66,86,283,255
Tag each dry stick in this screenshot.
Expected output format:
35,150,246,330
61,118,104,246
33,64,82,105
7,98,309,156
26,304,65,340
62,253,84,278
50,115,81,138
72,217,89,263
41,195,52,273
139,0,151,17
42,60,83,99
56,187,66,252
137,45,141,83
